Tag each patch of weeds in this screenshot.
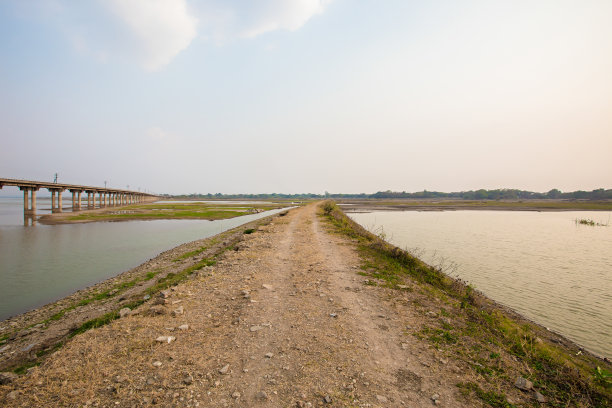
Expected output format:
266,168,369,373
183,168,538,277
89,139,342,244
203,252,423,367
147,258,216,295
48,308,70,321
145,271,158,280
422,327,457,345
441,320,454,330
322,202,335,215
13,361,40,375
115,279,138,291
457,382,514,408
35,341,63,359
173,246,208,262
70,310,119,337
243,228,256,234
594,367,612,388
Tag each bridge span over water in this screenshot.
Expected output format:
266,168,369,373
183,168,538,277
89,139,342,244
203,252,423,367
0,178,158,217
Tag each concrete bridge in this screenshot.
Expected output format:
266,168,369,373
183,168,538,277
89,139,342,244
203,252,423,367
0,178,158,218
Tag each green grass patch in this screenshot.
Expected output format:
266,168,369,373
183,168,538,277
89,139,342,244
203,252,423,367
146,258,216,295
145,271,157,280
173,246,208,262
70,311,119,337
244,228,256,234
458,382,514,408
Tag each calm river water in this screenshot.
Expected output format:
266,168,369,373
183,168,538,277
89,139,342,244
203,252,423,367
347,209,612,358
0,197,286,321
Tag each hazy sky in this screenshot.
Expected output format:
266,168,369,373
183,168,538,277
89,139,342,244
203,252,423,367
1,0,611,195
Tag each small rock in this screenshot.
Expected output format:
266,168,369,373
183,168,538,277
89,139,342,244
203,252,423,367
376,395,388,403
533,391,547,403
119,308,131,318
515,376,533,391
160,290,171,298
265,352,274,358
147,305,167,316
143,294,151,301
0,345,10,353
218,364,230,375
431,393,440,401
152,361,162,367
397,285,409,289
262,284,274,290
330,313,338,318
232,391,241,399
183,375,193,385
7,390,19,400
426,311,437,317
323,395,332,403
172,306,184,316
0,371,19,385
178,324,189,331
152,297,168,305
255,391,268,400
155,336,175,344
250,325,264,332
401,343,409,350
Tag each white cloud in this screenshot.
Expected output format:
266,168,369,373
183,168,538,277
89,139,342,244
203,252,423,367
106,0,198,71
237,0,331,38
33,0,330,70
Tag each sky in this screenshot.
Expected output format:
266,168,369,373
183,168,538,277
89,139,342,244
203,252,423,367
1,0,611,195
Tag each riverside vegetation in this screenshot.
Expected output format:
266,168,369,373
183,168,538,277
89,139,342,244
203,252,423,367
322,201,611,407
41,202,286,224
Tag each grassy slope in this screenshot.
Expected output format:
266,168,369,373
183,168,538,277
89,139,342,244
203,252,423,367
321,201,611,408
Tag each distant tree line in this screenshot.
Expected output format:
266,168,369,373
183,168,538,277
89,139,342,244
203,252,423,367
171,188,612,200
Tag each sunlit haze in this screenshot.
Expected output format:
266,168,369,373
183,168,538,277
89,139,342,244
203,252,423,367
1,0,611,195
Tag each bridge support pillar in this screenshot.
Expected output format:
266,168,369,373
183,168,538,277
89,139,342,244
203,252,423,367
51,190,56,212
23,188,30,212
57,190,63,213
77,191,82,209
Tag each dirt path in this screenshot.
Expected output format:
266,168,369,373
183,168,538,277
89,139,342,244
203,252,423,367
1,203,481,407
